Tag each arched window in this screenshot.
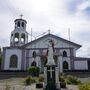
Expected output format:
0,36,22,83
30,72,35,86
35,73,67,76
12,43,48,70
21,33,25,43
10,55,18,68
63,61,68,70
31,61,37,66
32,51,36,58
63,51,67,57
22,22,24,28
11,34,13,41
14,33,19,43
17,22,20,27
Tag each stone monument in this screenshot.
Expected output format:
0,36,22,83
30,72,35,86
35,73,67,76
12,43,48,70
44,40,60,90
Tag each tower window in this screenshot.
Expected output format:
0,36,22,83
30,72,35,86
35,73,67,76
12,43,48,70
22,22,24,28
63,51,67,57
21,33,25,43
17,22,20,27
11,34,13,41
11,34,13,36
14,33,19,43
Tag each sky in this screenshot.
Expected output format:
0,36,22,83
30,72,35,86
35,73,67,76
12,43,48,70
0,0,90,57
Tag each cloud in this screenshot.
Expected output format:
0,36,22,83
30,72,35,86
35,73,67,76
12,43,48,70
0,0,90,57
0,0,18,15
64,0,84,14
76,0,90,19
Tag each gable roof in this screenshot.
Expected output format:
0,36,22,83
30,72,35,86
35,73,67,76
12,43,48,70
21,33,81,48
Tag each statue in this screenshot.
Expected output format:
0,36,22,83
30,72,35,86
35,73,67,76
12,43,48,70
46,40,56,66
44,39,60,90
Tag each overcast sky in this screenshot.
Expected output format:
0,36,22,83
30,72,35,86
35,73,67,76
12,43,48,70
0,0,90,57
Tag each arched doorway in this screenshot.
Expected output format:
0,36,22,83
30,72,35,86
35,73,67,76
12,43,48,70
31,61,37,66
63,61,69,70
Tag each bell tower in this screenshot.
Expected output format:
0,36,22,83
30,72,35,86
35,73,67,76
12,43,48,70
10,16,28,46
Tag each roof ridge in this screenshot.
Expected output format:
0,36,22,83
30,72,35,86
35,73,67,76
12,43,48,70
21,33,81,48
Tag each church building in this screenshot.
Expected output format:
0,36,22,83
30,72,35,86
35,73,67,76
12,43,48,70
1,17,90,73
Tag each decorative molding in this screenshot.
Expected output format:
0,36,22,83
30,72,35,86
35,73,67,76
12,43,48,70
21,49,25,70
1,48,6,70
26,50,29,69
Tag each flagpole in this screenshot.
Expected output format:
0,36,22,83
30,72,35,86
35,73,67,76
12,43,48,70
68,28,70,41
31,28,32,41
68,28,70,47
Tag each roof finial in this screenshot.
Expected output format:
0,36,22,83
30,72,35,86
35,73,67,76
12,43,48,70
20,14,23,19
48,29,50,34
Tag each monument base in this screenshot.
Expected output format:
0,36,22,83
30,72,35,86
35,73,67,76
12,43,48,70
44,66,61,90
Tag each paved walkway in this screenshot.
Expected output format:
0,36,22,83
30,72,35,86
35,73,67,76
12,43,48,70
0,84,79,90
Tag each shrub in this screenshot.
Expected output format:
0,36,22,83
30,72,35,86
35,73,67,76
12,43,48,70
66,75,81,85
28,66,40,77
38,75,44,82
24,76,36,85
59,73,65,76
59,73,66,82
59,76,65,82
59,74,66,88
79,83,90,90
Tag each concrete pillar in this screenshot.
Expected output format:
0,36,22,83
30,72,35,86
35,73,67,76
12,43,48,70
58,56,63,73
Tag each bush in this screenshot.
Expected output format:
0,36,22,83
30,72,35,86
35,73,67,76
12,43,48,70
38,75,44,82
79,83,90,90
59,76,65,82
24,76,36,85
59,74,66,88
59,73,66,81
28,66,40,77
66,75,81,85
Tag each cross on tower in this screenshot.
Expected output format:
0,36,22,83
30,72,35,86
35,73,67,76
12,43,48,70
20,14,23,19
48,67,55,78
48,29,51,34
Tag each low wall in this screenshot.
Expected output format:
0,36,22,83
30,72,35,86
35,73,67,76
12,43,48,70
0,70,29,79
0,70,90,79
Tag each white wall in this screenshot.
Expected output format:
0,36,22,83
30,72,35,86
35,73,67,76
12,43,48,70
26,35,78,51
74,61,88,70
4,49,22,70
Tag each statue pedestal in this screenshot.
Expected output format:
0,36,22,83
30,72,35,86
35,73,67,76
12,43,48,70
43,39,61,90
44,65,60,90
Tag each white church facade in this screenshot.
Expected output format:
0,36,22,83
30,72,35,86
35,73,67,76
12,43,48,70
1,18,90,73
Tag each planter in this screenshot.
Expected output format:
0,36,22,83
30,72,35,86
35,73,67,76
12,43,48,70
60,82,66,88
36,83,43,88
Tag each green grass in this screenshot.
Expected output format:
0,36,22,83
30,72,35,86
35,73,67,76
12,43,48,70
79,82,90,90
